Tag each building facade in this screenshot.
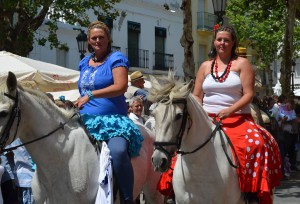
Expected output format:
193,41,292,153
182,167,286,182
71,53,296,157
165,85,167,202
29,0,184,76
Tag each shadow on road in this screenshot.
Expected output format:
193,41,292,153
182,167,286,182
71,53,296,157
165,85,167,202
274,170,300,203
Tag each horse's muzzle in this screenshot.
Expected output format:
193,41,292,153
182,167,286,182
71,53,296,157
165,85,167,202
151,150,171,172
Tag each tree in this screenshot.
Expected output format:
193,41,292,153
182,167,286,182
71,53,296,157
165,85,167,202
180,0,195,78
0,0,121,57
226,0,300,95
280,0,300,94
226,0,284,94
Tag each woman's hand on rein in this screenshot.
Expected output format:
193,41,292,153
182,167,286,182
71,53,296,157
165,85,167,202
74,95,90,109
217,108,232,119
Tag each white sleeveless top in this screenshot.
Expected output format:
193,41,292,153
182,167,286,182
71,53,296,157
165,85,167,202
202,71,251,114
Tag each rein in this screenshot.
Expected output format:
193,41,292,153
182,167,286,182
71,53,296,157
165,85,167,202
0,92,21,151
2,112,80,153
1,90,101,154
153,99,190,158
177,116,239,168
154,98,240,169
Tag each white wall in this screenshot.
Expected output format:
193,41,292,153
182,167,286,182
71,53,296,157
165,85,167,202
29,0,185,76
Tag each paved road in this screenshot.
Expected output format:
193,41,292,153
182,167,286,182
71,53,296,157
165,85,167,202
274,170,300,204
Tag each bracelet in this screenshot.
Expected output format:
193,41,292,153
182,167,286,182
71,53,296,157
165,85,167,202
86,91,94,100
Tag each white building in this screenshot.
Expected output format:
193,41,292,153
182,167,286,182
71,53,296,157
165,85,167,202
29,0,184,76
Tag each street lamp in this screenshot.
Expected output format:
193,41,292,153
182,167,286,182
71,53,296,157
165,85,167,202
291,59,296,92
73,28,87,60
212,0,227,25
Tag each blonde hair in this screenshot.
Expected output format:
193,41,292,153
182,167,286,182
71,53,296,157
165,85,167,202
88,21,112,53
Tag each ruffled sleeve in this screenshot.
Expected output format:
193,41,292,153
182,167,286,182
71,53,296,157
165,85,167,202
109,52,129,70
78,56,90,71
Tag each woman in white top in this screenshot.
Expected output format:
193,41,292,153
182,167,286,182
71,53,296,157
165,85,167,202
193,24,282,204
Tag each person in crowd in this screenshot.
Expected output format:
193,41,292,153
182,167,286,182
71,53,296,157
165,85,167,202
267,95,279,118
250,96,265,127
74,20,143,203
125,71,151,115
126,99,132,115
192,24,282,203
144,103,157,134
1,152,18,204
278,100,299,172
8,139,35,204
46,93,55,103
265,97,281,141
54,99,65,108
126,71,148,100
64,100,76,109
128,96,148,125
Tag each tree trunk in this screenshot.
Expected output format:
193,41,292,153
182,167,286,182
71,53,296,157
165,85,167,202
266,65,273,95
180,0,195,79
280,0,297,95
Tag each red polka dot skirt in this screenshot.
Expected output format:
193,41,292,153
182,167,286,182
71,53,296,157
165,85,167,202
157,155,177,197
217,114,282,204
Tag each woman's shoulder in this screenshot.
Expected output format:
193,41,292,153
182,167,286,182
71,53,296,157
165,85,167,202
109,51,127,59
232,56,253,72
108,51,129,68
198,60,213,75
79,55,91,71
234,56,251,66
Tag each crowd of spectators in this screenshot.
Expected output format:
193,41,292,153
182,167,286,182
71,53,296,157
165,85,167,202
252,93,300,178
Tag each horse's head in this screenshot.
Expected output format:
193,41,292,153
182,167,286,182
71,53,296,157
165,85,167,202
148,72,194,172
0,72,20,152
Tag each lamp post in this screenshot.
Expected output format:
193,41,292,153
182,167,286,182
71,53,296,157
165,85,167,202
291,59,296,92
212,0,227,25
73,28,87,60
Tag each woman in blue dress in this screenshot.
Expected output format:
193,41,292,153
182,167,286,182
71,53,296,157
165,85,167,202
74,21,143,203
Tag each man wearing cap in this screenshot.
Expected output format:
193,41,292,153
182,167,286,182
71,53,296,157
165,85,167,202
125,71,151,115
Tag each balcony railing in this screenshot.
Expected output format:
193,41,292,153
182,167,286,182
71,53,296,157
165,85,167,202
153,52,174,71
197,12,230,31
126,48,149,68
112,46,121,52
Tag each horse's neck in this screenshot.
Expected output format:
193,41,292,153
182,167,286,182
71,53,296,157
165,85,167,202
18,93,85,174
20,94,65,138
181,94,213,151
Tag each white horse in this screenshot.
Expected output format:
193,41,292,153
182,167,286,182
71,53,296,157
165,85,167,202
149,74,246,204
0,165,3,204
0,72,162,204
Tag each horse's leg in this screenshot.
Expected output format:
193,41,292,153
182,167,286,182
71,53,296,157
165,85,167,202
142,169,163,204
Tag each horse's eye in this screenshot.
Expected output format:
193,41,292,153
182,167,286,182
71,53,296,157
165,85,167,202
0,111,8,118
175,113,183,120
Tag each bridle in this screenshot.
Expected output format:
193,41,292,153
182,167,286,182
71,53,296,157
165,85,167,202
153,99,190,158
0,90,97,154
0,91,21,152
153,98,240,169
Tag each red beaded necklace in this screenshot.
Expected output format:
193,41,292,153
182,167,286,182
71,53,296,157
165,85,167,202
210,57,232,83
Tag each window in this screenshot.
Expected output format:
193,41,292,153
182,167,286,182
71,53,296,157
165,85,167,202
154,27,167,69
198,45,206,67
127,21,140,67
56,49,68,67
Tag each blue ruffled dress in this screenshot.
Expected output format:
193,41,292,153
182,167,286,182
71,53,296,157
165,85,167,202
78,51,143,157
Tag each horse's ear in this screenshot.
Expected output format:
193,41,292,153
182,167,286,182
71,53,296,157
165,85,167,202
187,79,194,91
6,72,17,92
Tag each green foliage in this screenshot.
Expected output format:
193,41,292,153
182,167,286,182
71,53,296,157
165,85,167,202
227,0,286,68
0,0,121,56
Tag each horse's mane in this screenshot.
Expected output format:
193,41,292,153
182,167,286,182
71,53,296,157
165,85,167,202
148,71,191,103
21,85,77,118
